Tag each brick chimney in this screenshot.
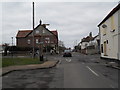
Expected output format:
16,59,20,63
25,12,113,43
40,19,42,25
89,32,92,37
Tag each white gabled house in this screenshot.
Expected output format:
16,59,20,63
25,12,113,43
80,32,93,54
98,3,120,60
87,35,100,54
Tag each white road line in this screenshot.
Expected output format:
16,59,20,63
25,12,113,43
56,60,61,68
65,59,71,62
110,85,115,88
58,60,62,64
86,66,99,77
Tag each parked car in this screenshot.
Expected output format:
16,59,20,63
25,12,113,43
0,50,10,54
63,49,72,57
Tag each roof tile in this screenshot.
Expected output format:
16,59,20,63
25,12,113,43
16,30,32,38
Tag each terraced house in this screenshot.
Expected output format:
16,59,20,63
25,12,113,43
98,3,120,60
16,23,58,52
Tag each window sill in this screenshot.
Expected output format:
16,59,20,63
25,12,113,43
103,34,106,36
104,55,108,56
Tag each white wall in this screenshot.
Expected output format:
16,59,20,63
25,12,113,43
88,35,99,47
118,9,120,60
100,11,119,60
81,42,88,49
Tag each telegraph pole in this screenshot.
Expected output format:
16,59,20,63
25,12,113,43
32,2,35,58
11,37,13,59
11,37,13,47
40,25,44,61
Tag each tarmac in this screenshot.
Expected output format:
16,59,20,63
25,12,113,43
1,60,59,76
1,53,120,76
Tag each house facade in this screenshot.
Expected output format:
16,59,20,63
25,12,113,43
98,3,120,60
80,32,93,54
16,24,58,52
87,35,100,54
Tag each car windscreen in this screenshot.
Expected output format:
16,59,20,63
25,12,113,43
64,50,71,52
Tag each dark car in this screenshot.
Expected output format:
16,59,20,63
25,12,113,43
63,50,72,57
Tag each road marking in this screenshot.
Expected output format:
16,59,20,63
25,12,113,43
27,65,36,66
65,58,71,62
110,85,115,88
82,63,85,64
56,60,61,68
4,76,8,78
86,66,99,77
58,60,62,64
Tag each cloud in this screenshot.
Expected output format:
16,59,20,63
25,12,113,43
2,2,118,48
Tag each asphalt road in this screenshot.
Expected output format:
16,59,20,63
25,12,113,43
2,52,119,88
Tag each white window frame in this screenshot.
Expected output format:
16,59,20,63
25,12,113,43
27,39,30,44
36,39,39,44
36,30,39,34
43,29,45,33
45,37,50,40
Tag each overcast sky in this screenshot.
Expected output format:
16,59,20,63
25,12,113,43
1,1,119,48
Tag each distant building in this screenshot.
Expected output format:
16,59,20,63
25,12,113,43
98,3,120,60
87,35,100,54
0,45,3,54
80,32,93,54
16,23,58,52
58,40,66,53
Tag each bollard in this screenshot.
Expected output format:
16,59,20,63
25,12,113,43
40,55,44,61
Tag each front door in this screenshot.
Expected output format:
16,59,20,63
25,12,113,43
104,41,107,56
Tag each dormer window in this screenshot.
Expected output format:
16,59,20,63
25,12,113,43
43,29,45,33
111,15,115,31
36,30,39,34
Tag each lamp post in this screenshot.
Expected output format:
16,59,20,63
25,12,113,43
11,37,13,58
32,2,35,58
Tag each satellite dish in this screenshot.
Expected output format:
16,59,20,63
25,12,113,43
102,24,107,28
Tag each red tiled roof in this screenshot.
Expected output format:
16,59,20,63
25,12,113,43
51,30,58,36
16,30,58,38
81,36,93,43
16,30,32,38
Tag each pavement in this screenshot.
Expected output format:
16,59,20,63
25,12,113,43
1,60,59,76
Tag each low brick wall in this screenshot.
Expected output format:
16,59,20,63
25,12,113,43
80,49,99,55
87,49,99,55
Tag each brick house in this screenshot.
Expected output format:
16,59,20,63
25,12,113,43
16,23,58,52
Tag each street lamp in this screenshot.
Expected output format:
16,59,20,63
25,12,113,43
11,37,13,58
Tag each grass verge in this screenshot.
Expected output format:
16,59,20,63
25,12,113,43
2,58,42,67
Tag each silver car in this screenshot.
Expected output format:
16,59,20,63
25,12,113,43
63,50,72,57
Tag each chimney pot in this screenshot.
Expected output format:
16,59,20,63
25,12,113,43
40,19,42,25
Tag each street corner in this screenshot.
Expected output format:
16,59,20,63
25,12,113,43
41,60,59,68
1,60,59,76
